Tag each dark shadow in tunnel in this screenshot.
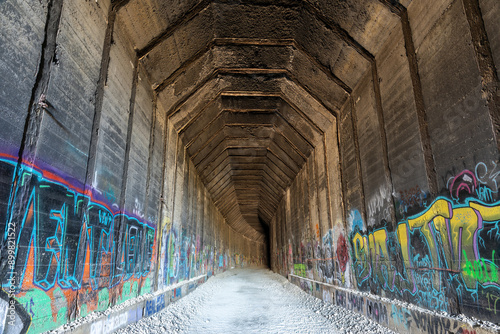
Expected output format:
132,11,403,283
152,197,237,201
259,216,271,268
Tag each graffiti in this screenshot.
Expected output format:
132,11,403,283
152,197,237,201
475,161,500,192
293,264,306,277
161,227,215,287
365,299,388,325
448,170,477,201
317,232,334,283
397,185,427,215
335,290,364,313
23,297,35,318
409,309,459,334
485,291,500,314
144,295,165,317
90,312,128,334
390,304,411,330
447,166,500,203
322,289,333,304
390,304,478,334
127,307,143,325
457,329,476,334
299,280,313,294
133,198,144,219
350,194,500,316
0,157,156,293
0,156,156,332
336,234,348,274
218,255,223,268
367,186,392,224
172,287,182,300
348,210,364,233
163,228,179,285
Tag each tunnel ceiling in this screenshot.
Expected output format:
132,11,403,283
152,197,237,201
114,0,408,241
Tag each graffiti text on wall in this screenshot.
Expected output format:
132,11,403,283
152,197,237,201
0,156,156,292
351,196,500,312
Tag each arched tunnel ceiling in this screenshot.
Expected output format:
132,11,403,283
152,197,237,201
114,0,409,241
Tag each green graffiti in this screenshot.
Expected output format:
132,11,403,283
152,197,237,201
97,288,109,312
79,304,88,318
294,264,306,277
119,281,139,304
17,289,58,333
462,250,499,289
141,277,152,295
56,306,67,328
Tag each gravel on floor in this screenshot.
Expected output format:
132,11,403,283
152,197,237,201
117,267,396,334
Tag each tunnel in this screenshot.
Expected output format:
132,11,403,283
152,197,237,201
0,0,500,333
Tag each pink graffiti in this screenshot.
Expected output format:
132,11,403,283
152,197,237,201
449,170,477,200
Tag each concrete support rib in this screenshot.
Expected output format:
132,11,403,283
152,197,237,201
137,0,211,58
302,0,374,62
462,0,500,152
153,39,351,96
337,115,347,229
17,0,63,172
377,0,406,15
155,94,166,292
118,57,140,217
85,2,124,193
400,11,439,197
145,93,158,291
114,58,140,300
350,98,368,229
378,0,439,198
371,63,397,226
8,0,64,310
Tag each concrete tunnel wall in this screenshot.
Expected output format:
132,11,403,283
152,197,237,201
0,1,266,333
270,0,500,333
1,0,500,333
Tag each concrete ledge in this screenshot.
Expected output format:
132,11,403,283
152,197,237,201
45,274,208,334
288,274,500,334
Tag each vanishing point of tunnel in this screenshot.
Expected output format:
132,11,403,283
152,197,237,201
0,0,500,333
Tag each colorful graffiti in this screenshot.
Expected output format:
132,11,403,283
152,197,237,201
348,210,364,234
0,156,156,292
293,264,306,277
161,224,221,287
0,155,157,332
286,227,352,287
351,195,500,314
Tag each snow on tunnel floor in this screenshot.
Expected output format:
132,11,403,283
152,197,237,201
117,267,396,334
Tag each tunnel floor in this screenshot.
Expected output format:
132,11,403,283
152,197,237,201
117,268,396,334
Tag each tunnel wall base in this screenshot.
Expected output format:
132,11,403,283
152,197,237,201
289,275,498,334
65,274,207,334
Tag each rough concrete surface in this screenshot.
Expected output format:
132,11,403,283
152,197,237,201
1,0,500,333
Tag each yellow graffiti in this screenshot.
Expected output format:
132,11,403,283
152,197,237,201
470,202,500,221
406,198,500,290
369,229,394,288
352,232,370,282
396,223,416,292
159,217,172,249
407,199,452,273
353,198,500,292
